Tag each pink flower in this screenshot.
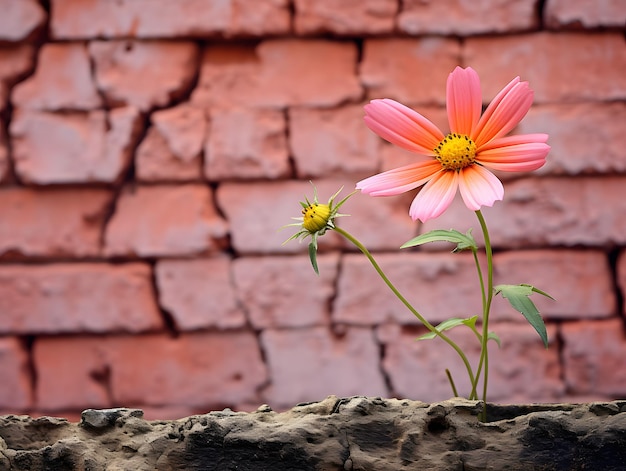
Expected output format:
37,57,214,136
356,66,550,223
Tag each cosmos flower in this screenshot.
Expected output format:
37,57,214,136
356,66,550,222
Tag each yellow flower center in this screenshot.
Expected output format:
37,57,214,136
302,203,331,233
434,133,477,171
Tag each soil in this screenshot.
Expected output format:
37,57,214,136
1,396,625,470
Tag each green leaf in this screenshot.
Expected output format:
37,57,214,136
494,284,551,348
487,331,502,348
308,242,319,275
417,316,478,340
401,229,477,253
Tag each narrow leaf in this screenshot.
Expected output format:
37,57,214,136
401,229,477,252
487,331,502,348
308,243,319,275
495,284,550,348
417,316,476,341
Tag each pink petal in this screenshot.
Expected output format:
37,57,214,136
458,165,504,211
409,170,458,222
364,99,444,155
476,134,550,172
473,78,534,147
356,160,441,196
447,66,482,136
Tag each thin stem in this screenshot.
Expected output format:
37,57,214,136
475,209,494,422
334,226,476,393
468,248,486,401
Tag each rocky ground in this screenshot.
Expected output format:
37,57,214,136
1,396,625,470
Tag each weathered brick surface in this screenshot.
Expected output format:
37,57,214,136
0,43,36,111
334,252,482,326
191,40,362,108
420,177,626,248
0,263,163,335
11,43,102,111
205,107,289,180
0,188,111,258
464,33,626,103
521,102,626,175
398,0,538,35
90,40,200,111
217,180,345,254
545,0,626,29
492,250,615,320
10,107,142,184
561,319,626,397
0,338,31,409
104,185,228,257
0,0,46,42
616,250,626,315
0,124,7,182
34,331,268,411
0,2,623,419
156,257,246,330
289,105,379,178
261,327,388,408
381,322,562,402
233,254,339,329
360,38,460,104
50,0,290,39
294,0,397,35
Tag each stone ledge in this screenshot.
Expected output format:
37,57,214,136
1,396,625,470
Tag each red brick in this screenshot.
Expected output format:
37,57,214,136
153,103,206,163
107,332,268,408
261,327,387,409
0,43,36,111
0,0,46,42
0,263,163,335
136,128,202,182
464,33,626,103
233,254,339,329
216,180,346,254
545,0,626,29
0,188,111,258
334,185,424,252
104,185,228,257
156,257,246,331
0,337,32,410
398,0,538,35
191,40,362,108
34,336,113,411
10,107,142,184
11,43,102,111
520,102,626,175
50,0,290,39
294,0,397,35
89,40,200,112
289,105,380,178
420,177,626,248
205,107,290,180
381,322,562,402
561,319,626,398
360,38,460,104
334,252,482,326
492,250,615,320
615,250,626,315
0,123,7,182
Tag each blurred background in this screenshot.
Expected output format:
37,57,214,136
0,0,625,421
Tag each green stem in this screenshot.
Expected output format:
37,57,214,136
474,209,494,422
468,248,486,401
334,226,476,394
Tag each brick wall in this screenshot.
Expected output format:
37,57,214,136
0,0,625,420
